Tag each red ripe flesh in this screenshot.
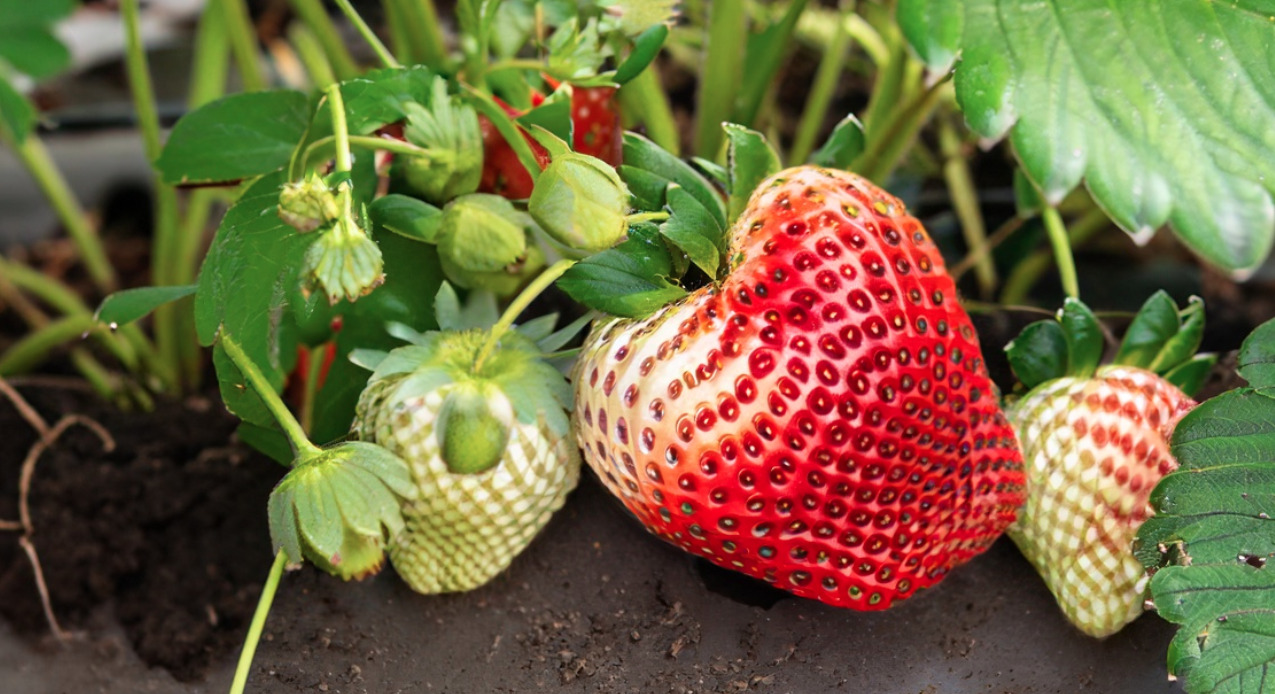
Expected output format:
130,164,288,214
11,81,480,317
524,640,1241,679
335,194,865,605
479,86,621,199
574,167,1026,610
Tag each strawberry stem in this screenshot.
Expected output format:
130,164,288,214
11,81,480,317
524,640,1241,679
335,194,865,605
473,259,577,373
229,551,287,694
331,0,401,69
625,211,669,225
218,332,322,459
326,83,352,175
1042,206,1081,300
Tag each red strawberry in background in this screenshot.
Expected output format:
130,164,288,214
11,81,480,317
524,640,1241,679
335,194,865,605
479,84,622,199
573,166,1026,610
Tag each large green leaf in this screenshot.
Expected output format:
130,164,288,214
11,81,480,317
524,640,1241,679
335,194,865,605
1134,323,1275,692
157,90,312,185
899,0,1275,272
194,172,312,428
0,0,74,79
557,223,687,318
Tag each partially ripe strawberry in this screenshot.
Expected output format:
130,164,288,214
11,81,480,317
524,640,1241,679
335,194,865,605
573,166,1026,609
353,326,580,593
1004,295,1212,637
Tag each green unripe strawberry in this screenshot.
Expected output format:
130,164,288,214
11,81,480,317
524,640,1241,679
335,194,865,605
529,151,630,252
1005,295,1214,637
436,193,546,296
353,326,579,593
401,78,483,205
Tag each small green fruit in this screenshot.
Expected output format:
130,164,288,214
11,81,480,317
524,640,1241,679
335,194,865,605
401,78,483,204
303,193,385,304
278,171,340,232
436,381,512,474
437,193,545,297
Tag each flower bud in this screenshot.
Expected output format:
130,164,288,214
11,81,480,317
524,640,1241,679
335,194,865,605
278,172,341,232
303,190,385,305
268,442,416,580
436,193,545,296
400,79,483,204
529,152,629,252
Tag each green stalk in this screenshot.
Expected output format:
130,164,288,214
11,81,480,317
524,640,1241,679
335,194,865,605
229,551,287,694
939,119,996,298
286,0,360,80
789,11,851,165
327,84,352,174
288,23,337,87
859,30,906,142
298,343,326,435
733,0,810,128
843,13,887,66
393,0,447,69
473,260,576,372
219,333,320,457
618,68,680,155
122,0,187,392
296,134,429,178
694,0,748,159
6,134,116,292
1042,206,1080,299
220,0,267,91
332,0,400,70
380,0,415,66
188,0,230,109
854,76,948,182
0,315,93,375
1000,207,1108,305
69,348,134,405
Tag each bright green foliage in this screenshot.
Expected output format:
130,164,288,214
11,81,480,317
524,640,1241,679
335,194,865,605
157,90,312,185
558,223,686,318
530,151,631,252
659,184,724,278
724,124,782,224
899,0,1275,273
1135,318,1275,692
95,286,197,327
0,0,74,79
811,116,866,169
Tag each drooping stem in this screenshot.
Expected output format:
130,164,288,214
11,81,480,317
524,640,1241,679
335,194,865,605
188,0,231,108
326,83,352,175
295,134,429,178
218,332,321,458
473,259,576,372
229,551,288,694
332,0,401,70
1042,206,1080,300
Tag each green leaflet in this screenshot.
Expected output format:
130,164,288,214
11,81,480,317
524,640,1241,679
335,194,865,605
899,0,1275,272
1135,319,1275,693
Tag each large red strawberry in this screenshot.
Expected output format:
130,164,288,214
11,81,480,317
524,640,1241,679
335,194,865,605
479,85,622,199
1003,295,1211,637
573,166,1026,609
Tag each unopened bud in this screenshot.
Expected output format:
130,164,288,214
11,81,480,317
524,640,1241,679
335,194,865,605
279,172,340,232
529,152,629,252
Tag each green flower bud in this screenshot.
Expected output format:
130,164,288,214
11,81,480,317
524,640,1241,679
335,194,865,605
529,152,630,252
278,171,340,232
437,194,545,297
304,193,385,305
268,442,416,580
400,78,483,204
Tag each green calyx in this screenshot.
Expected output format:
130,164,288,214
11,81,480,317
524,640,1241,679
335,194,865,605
360,324,575,446
267,441,416,580
401,77,482,205
436,193,546,296
1006,293,1216,396
278,171,341,232
528,130,631,253
302,191,385,305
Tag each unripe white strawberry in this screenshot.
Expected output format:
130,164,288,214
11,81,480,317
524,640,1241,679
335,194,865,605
1004,294,1214,637
353,324,579,593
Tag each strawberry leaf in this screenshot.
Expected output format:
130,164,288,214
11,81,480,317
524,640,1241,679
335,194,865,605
1114,291,1180,370
724,124,781,223
1058,297,1102,378
1134,319,1275,691
811,115,866,169
659,184,724,278
621,132,727,229
1164,354,1218,399
557,223,687,318
157,90,312,185
0,74,35,143
367,194,443,243
95,285,198,327
1005,319,1067,390
613,23,669,85
0,0,73,80
1238,318,1275,390
899,0,1275,272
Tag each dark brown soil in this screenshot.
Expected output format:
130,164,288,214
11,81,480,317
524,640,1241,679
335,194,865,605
0,383,280,682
